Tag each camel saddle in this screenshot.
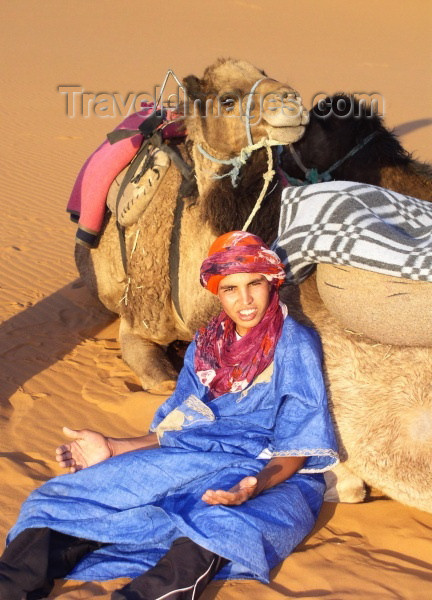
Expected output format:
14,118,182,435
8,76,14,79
276,181,432,346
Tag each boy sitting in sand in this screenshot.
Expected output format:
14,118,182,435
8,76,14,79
0,231,338,600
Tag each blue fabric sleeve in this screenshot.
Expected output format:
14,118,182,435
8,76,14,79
271,325,339,472
149,341,203,431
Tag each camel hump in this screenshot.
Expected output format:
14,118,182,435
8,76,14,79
316,264,432,346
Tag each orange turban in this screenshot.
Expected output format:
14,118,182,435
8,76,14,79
200,231,286,294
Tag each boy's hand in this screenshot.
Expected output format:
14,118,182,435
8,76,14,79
55,427,111,473
202,476,258,505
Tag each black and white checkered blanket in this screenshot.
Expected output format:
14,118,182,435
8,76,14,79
275,181,432,283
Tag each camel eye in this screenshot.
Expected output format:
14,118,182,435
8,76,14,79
220,95,237,112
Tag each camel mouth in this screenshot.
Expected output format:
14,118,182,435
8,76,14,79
259,105,309,143
264,124,306,144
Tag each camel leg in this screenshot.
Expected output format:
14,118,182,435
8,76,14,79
119,318,178,393
324,462,366,503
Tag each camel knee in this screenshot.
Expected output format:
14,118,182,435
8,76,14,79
119,319,178,391
324,463,366,503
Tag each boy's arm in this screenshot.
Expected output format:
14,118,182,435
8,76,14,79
107,432,159,456
56,427,159,473
202,456,306,506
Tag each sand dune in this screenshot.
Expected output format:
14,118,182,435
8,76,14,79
1,1,431,598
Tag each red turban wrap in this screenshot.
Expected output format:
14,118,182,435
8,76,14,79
200,231,286,294
196,231,286,398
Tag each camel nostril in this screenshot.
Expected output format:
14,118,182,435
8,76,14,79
281,91,297,101
284,101,300,113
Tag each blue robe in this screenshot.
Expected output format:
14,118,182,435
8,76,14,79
8,316,338,583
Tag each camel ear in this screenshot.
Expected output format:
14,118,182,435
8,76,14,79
183,75,206,101
183,75,208,115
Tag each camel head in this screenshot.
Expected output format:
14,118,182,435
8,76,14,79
183,58,308,157
281,94,411,184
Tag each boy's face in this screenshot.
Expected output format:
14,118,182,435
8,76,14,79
217,272,271,336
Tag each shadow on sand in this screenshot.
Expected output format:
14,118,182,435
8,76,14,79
0,279,116,406
393,118,432,138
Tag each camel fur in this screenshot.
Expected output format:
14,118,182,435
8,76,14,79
280,94,432,201
75,59,432,513
75,58,308,388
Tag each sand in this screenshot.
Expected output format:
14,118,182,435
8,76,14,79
1,0,431,598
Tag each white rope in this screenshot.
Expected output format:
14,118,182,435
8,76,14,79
196,136,278,187
245,77,266,145
195,76,288,230
195,142,244,187
195,77,270,188
197,135,281,230
242,140,276,231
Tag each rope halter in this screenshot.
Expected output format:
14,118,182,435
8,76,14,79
195,77,293,230
283,130,379,186
196,77,271,187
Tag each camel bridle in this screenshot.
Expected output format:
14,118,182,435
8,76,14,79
196,77,298,230
284,130,379,186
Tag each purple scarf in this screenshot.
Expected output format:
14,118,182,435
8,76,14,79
194,286,283,398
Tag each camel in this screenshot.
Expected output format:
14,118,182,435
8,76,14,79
75,58,432,513
279,96,432,347
75,58,308,388
280,93,432,201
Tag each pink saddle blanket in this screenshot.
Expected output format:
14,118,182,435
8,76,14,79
67,104,185,247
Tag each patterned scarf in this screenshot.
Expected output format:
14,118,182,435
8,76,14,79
195,232,286,398
195,286,284,398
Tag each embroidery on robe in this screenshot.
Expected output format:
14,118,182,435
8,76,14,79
272,448,340,473
155,408,186,439
156,395,215,440
238,362,274,402
184,395,215,420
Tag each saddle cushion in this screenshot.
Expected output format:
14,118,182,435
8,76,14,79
316,264,432,346
276,181,432,346
67,106,186,247
277,181,432,283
